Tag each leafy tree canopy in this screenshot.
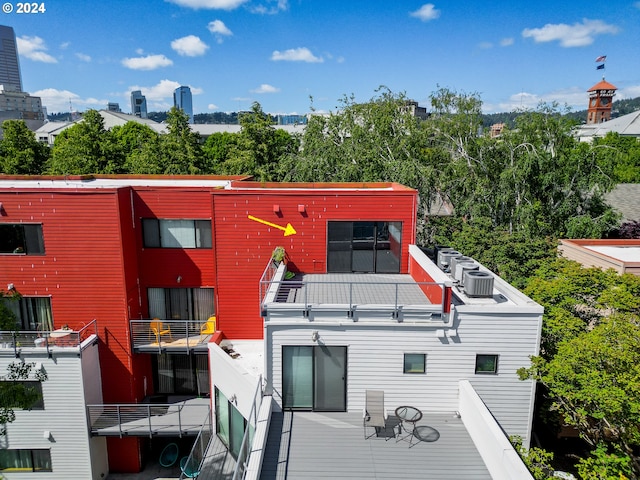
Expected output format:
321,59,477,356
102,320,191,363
0,120,50,174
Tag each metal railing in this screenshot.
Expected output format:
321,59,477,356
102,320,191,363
0,319,98,357
259,259,280,303
261,279,444,322
129,319,210,353
179,409,213,479
86,400,210,438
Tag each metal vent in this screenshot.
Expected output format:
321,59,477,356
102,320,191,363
463,271,494,297
455,261,479,285
437,250,461,272
450,256,473,278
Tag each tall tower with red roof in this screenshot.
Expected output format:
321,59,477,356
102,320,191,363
587,78,617,124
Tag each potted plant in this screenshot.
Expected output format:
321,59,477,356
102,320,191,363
271,246,286,265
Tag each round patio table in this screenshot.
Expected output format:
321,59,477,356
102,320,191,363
395,406,423,442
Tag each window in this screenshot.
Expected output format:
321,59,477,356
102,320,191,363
403,353,426,374
327,221,402,273
0,224,45,254
0,381,44,409
215,387,253,459
1,297,53,331
148,288,214,321
142,219,211,248
0,449,52,472
475,354,499,374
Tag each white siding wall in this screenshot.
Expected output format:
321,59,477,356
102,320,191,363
0,342,105,479
267,306,541,447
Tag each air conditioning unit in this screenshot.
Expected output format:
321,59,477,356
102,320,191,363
437,250,461,272
463,271,494,297
455,261,479,285
450,256,473,278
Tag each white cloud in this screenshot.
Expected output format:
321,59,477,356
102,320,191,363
500,37,514,47
75,53,91,62
171,35,210,56
208,19,232,35
16,36,57,63
31,88,106,112
478,42,493,49
620,85,640,99
208,103,219,110
250,0,288,14
250,84,280,94
60,42,70,50
488,87,587,113
166,0,248,10
522,19,619,47
122,54,173,70
410,4,440,22
208,20,233,43
271,47,323,63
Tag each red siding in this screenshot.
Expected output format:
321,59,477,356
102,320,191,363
409,255,445,305
213,189,417,339
133,189,217,315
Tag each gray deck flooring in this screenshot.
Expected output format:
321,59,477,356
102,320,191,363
260,411,490,480
292,274,431,305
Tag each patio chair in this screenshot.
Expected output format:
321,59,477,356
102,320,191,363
363,389,387,439
149,319,173,343
180,456,200,478
199,316,216,342
159,442,179,468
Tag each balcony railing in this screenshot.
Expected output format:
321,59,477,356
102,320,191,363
87,398,211,438
0,320,98,357
130,319,212,353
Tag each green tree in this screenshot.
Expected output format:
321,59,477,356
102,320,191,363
0,362,48,436
0,120,50,174
159,107,203,174
47,110,123,174
111,122,163,174
206,102,299,179
279,88,436,238
520,314,640,477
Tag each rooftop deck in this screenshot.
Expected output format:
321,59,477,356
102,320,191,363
260,411,490,480
263,273,445,323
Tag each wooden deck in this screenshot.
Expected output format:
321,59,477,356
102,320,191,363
260,411,491,480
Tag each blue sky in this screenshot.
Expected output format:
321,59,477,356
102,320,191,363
5,0,640,116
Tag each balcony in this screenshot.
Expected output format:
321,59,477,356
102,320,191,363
0,320,98,358
87,397,210,438
130,319,214,353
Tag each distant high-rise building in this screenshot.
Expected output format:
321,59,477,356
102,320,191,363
130,90,147,119
173,86,193,123
107,102,121,113
0,25,22,92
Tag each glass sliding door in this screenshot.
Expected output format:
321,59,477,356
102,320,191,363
314,346,347,411
282,346,347,411
282,346,313,409
327,221,402,273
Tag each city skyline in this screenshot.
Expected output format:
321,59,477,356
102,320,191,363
4,0,640,116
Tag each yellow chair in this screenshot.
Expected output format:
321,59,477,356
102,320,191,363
150,318,173,344
199,316,216,343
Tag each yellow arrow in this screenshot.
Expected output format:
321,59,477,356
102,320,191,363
248,215,297,236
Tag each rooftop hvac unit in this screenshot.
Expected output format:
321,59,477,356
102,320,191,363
450,256,473,278
463,271,494,298
437,250,461,272
455,261,480,285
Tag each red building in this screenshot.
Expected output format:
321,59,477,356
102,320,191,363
0,175,417,474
